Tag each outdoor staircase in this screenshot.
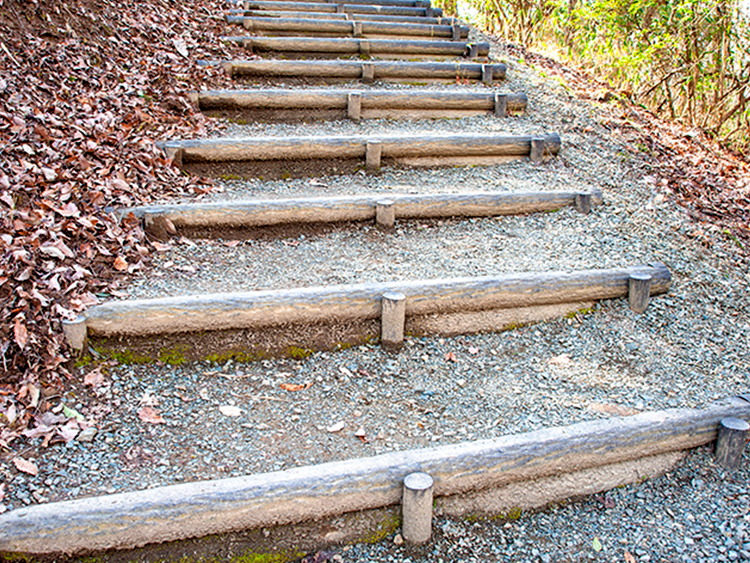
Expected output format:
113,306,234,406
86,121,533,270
14,0,750,560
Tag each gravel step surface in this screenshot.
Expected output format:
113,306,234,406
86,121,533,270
338,447,750,563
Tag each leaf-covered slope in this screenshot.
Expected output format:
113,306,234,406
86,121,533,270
0,0,239,441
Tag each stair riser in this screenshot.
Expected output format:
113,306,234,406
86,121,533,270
3,396,746,555
225,59,507,83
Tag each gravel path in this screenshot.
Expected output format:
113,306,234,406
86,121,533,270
2,20,749,562
339,447,750,563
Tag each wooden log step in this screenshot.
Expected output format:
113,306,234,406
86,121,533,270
228,9,458,25
242,0,435,7
240,16,470,40
3,395,747,555
127,190,604,234
32,398,750,554
224,59,507,83
161,132,561,177
192,88,527,120
222,36,490,58
240,1,442,17
82,264,669,337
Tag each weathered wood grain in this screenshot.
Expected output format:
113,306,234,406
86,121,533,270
195,88,527,115
83,264,667,337
714,417,750,470
241,16,470,39
241,1,443,17
223,36,490,57
162,133,560,164
127,190,602,229
244,0,433,7
232,9,458,24
226,59,507,81
1,396,747,554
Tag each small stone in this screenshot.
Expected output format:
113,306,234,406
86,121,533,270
77,427,98,443
327,421,345,433
393,533,404,546
354,428,366,438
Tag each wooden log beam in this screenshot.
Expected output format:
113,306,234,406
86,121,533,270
1,395,747,555
223,36,490,57
244,0,434,7
161,133,560,165
193,88,527,117
83,264,668,337
240,1,443,17
225,59,507,82
126,190,603,230
241,16,470,39
230,9,459,25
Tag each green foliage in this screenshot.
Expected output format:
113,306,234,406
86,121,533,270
231,550,304,563
361,511,402,544
461,0,750,150
158,346,189,366
286,346,313,359
92,345,153,365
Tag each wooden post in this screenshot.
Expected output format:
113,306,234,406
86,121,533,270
352,20,362,37
347,91,362,121
530,137,546,163
715,417,749,471
425,6,433,17
402,472,433,544
381,291,406,351
375,198,395,230
359,39,370,55
361,62,374,83
336,3,344,12
366,140,382,172
628,273,652,314
451,24,460,41
575,192,592,214
467,43,478,58
163,146,184,168
482,63,493,85
62,316,87,356
493,93,507,117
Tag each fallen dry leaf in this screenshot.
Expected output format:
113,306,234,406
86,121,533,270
280,382,313,392
12,457,38,476
113,255,128,271
83,367,104,387
13,317,27,350
138,406,165,424
151,241,172,252
444,352,458,362
26,383,40,408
